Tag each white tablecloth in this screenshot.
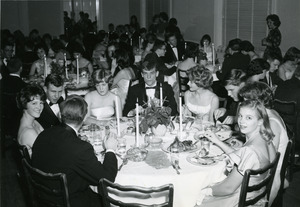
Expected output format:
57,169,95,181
91,120,227,207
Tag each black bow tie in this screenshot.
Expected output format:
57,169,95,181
171,45,177,48
49,102,56,106
145,86,156,89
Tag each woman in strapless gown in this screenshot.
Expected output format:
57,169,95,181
84,69,122,123
184,65,219,122
29,43,53,78
71,42,93,76
17,84,46,157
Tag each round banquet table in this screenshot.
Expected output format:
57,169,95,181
88,119,228,207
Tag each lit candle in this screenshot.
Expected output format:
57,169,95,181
43,54,48,79
195,56,197,63
64,53,68,79
115,95,121,137
212,43,215,67
185,42,187,50
160,83,163,107
130,38,133,46
179,94,183,140
135,98,139,147
76,54,79,84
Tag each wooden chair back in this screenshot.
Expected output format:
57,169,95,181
22,158,71,207
238,152,280,207
99,178,174,207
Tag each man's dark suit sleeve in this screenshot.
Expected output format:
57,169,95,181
75,144,118,185
163,83,178,116
123,85,137,116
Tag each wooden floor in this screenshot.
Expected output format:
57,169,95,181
1,143,300,207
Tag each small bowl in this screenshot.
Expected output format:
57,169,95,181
149,137,163,148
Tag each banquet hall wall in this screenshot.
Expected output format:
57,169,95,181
1,0,299,53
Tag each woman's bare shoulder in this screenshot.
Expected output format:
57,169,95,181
18,127,38,144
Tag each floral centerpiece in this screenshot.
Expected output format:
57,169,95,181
139,98,172,135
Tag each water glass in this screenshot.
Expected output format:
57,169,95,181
117,138,127,158
200,137,211,154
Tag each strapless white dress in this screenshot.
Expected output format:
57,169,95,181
91,106,115,119
186,100,211,121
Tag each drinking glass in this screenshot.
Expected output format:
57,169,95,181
200,137,211,154
117,138,127,158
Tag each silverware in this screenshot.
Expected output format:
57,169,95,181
172,163,180,174
118,158,128,171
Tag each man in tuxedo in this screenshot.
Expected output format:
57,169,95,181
144,39,177,83
1,57,27,137
123,60,178,116
32,95,118,207
36,74,64,129
163,32,185,64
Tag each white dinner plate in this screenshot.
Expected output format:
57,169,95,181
186,154,218,166
226,138,243,149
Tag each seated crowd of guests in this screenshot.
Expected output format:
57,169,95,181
1,12,300,207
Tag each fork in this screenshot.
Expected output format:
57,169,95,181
118,158,128,171
174,160,181,170
172,163,180,174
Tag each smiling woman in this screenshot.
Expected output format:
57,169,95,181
16,84,46,157
84,69,122,122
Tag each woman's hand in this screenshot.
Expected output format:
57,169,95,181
204,130,221,144
214,108,226,120
222,116,235,125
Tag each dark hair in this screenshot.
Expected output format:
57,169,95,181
165,32,176,42
240,40,255,52
159,12,169,22
200,34,211,47
44,74,64,88
140,28,147,34
228,38,241,52
266,14,281,27
114,49,130,69
184,44,199,59
141,60,157,72
283,47,300,62
152,39,165,52
60,95,88,125
34,43,48,55
265,51,282,62
169,18,177,26
224,69,247,86
7,57,22,73
237,99,274,142
188,65,213,89
16,84,46,109
247,58,270,76
92,69,113,88
239,81,274,108
72,42,85,55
